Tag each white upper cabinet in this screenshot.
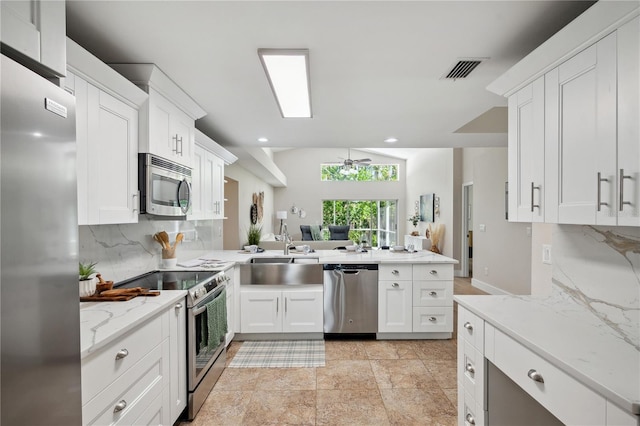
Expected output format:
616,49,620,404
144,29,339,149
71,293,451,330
546,33,617,225
109,64,207,169
65,39,148,225
616,17,640,227
490,2,640,226
147,88,195,166
189,129,237,221
1,0,66,77
508,77,545,222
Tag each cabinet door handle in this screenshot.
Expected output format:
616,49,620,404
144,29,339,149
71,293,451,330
429,270,437,275
530,182,541,212
429,291,437,296
172,134,179,153
463,322,473,331
597,172,609,211
392,270,399,275
465,362,475,375
465,413,476,425
175,302,183,310
132,192,139,213
113,400,127,413
620,169,632,211
276,298,279,314
392,282,399,288
115,349,129,360
428,316,437,322
285,297,287,313
527,369,544,383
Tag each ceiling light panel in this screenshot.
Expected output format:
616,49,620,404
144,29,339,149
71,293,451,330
258,48,312,118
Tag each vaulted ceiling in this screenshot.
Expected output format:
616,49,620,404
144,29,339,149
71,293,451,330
66,1,594,153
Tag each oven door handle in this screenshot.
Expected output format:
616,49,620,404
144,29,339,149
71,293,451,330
191,286,225,316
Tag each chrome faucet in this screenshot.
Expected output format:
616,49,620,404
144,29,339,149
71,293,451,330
282,223,292,255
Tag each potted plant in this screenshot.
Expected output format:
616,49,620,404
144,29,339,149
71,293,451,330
79,261,98,297
246,223,262,247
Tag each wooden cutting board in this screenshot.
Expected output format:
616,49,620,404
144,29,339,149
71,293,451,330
80,288,160,302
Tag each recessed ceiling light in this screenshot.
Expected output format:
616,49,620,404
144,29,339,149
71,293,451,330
384,137,398,143
258,48,312,118
258,137,269,143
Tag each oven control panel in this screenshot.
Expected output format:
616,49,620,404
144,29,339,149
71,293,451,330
190,272,229,304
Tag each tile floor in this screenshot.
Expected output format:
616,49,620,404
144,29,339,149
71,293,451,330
185,277,486,425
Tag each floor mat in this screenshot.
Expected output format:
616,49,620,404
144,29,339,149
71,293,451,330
228,340,325,368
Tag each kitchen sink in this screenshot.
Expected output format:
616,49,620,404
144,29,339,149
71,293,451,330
240,261,323,285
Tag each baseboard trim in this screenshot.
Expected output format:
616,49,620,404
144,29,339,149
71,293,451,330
471,278,513,295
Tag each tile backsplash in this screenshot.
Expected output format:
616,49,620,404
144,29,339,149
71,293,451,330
553,225,640,350
79,216,222,283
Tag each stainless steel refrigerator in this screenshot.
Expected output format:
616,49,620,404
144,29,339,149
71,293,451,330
1,54,82,424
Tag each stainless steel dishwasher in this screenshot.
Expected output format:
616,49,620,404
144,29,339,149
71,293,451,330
323,264,378,334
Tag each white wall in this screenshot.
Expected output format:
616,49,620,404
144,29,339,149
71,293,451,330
470,148,532,295
273,148,406,241
224,162,275,247
405,149,454,258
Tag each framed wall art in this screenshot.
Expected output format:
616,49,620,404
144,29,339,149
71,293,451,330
420,193,435,223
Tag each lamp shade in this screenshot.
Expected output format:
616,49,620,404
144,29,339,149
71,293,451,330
276,211,288,219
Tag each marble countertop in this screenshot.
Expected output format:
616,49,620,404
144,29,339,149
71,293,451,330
79,290,187,359
455,294,640,415
170,248,458,269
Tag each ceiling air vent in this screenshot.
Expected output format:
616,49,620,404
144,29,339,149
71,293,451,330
442,59,484,80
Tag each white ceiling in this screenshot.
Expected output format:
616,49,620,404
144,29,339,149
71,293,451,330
65,1,594,152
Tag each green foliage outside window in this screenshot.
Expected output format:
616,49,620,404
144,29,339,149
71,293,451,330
322,200,398,247
320,164,399,181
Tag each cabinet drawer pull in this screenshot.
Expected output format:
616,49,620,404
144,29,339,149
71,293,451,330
465,413,475,425
597,172,609,212
115,349,129,360
392,282,399,288
429,270,437,275
463,322,473,331
429,291,437,296
527,369,544,383
428,316,437,322
465,362,475,375
113,400,127,413
620,168,632,211
391,269,399,275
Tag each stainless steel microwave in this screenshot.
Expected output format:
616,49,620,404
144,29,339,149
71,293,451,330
139,153,192,217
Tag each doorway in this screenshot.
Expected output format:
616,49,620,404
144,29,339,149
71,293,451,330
223,177,239,250
461,183,473,277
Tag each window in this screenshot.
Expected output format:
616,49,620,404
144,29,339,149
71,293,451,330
320,164,399,181
322,200,398,247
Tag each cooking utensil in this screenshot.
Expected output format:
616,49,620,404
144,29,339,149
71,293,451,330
174,232,184,247
153,233,167,249
159,231,170,249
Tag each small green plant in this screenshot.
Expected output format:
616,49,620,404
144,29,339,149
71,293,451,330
246,224,262,246
79,261,98,281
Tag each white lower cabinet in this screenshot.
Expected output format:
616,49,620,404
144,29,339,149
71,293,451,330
378,280,412,333
378,263,453,335
457,306,637,426
457,306,486,426
81,298,186,426
225,269,235,346
240,285,323,333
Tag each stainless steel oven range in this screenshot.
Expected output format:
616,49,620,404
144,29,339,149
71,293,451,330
116,269,229,420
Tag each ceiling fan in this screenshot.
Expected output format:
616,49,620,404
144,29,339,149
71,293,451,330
330,149,372,175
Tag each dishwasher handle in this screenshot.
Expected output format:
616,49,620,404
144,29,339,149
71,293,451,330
343,270,360,275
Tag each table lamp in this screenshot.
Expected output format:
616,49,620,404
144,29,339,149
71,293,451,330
277,211,288,235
